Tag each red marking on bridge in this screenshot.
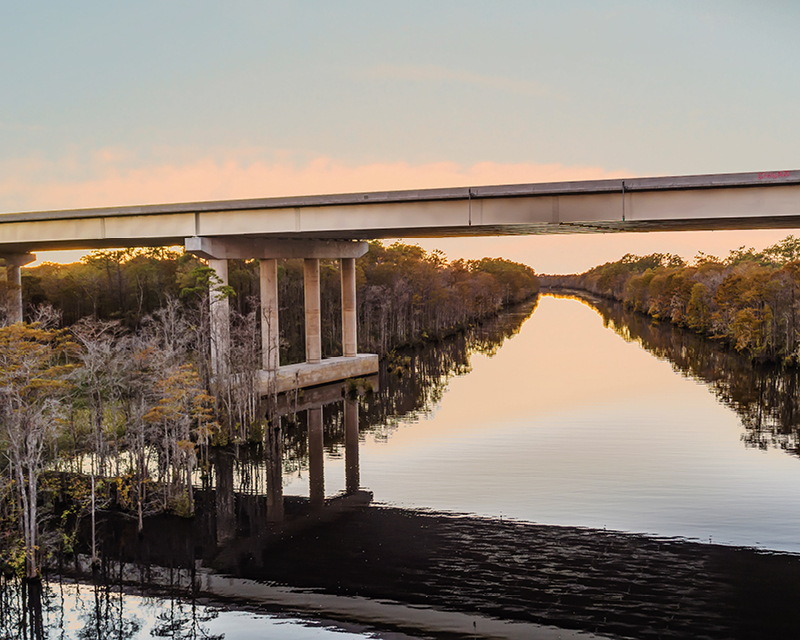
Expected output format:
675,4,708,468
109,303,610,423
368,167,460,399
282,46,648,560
758,171,791,180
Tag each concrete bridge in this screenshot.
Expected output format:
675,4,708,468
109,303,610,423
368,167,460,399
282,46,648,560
2,169,799,389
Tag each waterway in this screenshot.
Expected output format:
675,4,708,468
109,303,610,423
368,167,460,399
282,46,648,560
6,293,800,639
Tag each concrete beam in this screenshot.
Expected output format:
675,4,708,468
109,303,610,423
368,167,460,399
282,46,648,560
185,236,369,260
257,354,379,395
2,171,800,252
0,253,36,267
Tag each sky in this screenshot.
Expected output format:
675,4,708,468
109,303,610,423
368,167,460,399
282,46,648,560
1,1,799,273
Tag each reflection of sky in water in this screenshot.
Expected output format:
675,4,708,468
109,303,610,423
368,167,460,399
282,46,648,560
47,582,397,640
296,295,800,552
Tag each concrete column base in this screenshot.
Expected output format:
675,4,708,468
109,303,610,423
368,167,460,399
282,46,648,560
258,354,379,395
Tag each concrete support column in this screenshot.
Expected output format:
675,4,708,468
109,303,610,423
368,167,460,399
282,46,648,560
5,263,22,325
341,258,357,357
2,253,34,325
304,258,321,364
266,418,284,523
308,407,325,508
208,259,230,378
344,398,359,494
260,258,279,372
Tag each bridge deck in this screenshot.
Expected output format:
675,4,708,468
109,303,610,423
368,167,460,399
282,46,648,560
1,170,799,253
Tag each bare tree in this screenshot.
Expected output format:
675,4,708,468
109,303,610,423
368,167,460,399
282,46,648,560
71,318,127,567
0,323,74,579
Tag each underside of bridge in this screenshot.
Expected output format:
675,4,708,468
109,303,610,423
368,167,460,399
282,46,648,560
189,237,379,394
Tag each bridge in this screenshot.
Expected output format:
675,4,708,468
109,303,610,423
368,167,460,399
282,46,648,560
2,169,799,389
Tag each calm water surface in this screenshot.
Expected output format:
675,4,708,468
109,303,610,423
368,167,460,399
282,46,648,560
294,293,800,552
12,292,800,639
284,296,800,552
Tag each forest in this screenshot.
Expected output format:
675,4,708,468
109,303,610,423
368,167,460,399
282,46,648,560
0,241,539,586
540,235,800,364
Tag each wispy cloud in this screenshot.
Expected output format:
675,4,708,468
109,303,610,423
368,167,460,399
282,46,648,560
360,64,561,99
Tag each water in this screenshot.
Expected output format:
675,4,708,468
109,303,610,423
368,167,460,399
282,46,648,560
10,292,800,639
340,294,800,551
10,581,418,640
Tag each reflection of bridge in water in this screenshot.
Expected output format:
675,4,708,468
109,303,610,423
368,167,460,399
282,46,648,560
215,378,374,543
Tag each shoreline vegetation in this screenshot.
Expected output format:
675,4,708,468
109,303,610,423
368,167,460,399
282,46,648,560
0,241,538,584
546,290,800,458
540,235,800,366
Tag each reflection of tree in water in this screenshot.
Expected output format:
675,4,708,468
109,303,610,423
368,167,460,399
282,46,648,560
74,579,141,640
361,298,538,443
0,570,225,640
0,577,50,640
223,298,538,490
555,292,800,457
148,596,223,640
0,576,28,640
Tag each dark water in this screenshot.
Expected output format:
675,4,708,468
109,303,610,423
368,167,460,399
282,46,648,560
8,293,800,639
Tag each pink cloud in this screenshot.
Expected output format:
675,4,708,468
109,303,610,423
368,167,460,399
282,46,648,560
3,151,650,270
0,152,629,213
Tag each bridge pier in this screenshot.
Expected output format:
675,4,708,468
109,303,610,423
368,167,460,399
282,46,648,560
207,258,230,377
341,258,357,357
185,237,378,393
0,253,35,324
303,258,322,364
260,258,279,372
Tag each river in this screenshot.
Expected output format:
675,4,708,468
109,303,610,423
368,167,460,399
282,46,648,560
6,293,800,639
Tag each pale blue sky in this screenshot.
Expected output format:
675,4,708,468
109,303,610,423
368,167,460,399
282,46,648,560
2,1,799,271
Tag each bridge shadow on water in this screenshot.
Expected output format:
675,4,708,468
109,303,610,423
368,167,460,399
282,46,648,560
6,296,800,640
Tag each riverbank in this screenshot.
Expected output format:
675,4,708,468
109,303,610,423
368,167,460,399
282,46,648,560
540,242,800,365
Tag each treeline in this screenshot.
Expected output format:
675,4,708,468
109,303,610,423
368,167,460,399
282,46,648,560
541,236,800,363
356,243,539,354
0,242,538,581
17,242,539,361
